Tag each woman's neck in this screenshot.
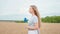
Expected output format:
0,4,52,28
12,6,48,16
32,13,36,16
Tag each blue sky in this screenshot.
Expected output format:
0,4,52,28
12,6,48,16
0,0,60,20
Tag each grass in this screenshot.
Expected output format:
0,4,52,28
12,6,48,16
0,22,60,34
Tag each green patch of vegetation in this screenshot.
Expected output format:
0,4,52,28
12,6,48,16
41,16,60,23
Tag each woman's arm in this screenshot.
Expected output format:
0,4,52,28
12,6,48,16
26,22,39,30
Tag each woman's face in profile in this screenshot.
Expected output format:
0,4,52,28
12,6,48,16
29,7,34,14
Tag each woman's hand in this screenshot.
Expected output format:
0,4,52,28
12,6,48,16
25,26,28,29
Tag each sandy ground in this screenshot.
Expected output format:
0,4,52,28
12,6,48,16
0,22,60,34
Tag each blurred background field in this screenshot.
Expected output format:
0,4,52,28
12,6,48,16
0,22,60,34
0,16,60,34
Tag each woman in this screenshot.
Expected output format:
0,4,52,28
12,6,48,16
26,5,41,34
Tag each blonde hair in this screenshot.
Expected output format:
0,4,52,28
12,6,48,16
30,5,41,28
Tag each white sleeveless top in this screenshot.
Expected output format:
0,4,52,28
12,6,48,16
28,15,40,34
28,15,38,27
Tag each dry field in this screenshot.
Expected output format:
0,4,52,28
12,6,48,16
0,22,60,34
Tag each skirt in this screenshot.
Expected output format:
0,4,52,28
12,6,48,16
28,30,40,34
